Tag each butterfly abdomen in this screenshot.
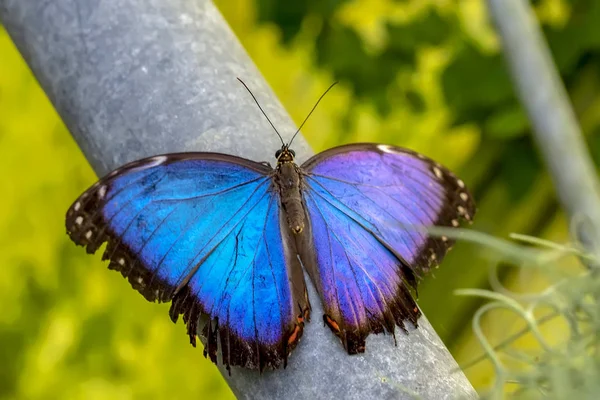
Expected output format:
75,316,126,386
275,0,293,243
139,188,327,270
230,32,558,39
275,162,305,234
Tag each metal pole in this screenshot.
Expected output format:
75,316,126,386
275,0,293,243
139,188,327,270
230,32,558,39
0,0,477,398
487,0,600,257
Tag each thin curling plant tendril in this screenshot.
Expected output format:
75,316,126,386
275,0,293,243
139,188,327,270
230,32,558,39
443,227,598,398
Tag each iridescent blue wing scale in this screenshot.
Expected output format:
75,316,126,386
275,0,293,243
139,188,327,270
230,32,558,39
298,143,475,353
66,154,310,371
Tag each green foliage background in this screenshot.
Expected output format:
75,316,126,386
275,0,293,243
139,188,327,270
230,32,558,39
1,0,599,398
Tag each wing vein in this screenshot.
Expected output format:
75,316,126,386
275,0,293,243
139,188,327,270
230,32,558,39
305,179,417,264
179,180,271,293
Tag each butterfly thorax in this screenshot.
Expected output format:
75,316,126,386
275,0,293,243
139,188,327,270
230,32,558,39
275,152,305,235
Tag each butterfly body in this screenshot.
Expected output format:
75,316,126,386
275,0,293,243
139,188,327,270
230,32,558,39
66,143,475,372
273,151,306,234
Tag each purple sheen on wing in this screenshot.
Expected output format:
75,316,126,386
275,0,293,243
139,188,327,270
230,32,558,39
304,147,469,267
309,150,443,190
304,191,404,329
306,175,438,264
299,144,474,350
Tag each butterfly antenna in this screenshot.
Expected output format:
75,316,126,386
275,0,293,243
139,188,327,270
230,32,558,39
237,78,285,146
288,81,339,147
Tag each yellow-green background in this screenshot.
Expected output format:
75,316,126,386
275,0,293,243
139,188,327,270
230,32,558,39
1,0,598,398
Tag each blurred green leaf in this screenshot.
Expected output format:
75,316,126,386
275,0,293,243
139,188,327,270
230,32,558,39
499,138,542,202
442,43,515,125
386,9,455,50
405,89,426,113
256,0,349,43
484,104,529,139
545,0,600,73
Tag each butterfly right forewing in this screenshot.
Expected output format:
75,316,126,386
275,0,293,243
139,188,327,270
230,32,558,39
296,143,475,354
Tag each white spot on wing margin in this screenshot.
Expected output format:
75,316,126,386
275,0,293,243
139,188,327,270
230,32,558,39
148,155,168,166
377,144,396,154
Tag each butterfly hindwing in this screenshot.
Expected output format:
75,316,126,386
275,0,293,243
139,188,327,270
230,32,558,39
298,143,475,353
66,153,309,371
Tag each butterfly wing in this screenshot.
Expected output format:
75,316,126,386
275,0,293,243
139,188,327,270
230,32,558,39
298,143,475,353
66,153,309,371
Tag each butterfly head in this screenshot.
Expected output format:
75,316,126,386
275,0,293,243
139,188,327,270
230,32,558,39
275,146,296,164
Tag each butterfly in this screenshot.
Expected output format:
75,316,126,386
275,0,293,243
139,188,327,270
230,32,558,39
65,84,475,373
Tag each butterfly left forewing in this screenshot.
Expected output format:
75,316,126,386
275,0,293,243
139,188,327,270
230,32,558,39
66,156,178,302
66,153,310,371
298,143,475,353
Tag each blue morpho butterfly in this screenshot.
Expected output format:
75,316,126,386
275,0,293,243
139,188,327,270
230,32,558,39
66,80,475,373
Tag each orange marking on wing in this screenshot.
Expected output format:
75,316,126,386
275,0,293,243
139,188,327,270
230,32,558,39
325,315,340,332
287,325,301,345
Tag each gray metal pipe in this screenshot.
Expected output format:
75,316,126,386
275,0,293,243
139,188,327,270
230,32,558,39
487,0,600,257
0,0,477,398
